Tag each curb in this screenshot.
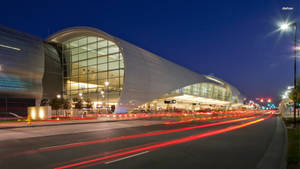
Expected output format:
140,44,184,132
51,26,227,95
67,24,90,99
280,117,288,169
255,116,287,169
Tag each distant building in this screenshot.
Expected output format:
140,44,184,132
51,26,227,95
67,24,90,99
0,26,245,113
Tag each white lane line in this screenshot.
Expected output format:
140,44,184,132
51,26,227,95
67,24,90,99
38,143,75,150
105,151,149,164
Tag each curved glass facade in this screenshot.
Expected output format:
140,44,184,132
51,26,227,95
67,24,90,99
167,82,232,101
62,36,124,104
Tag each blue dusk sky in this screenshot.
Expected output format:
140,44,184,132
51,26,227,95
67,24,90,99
0,0,299,102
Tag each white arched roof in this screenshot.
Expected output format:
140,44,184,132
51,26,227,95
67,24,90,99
47,27,245,113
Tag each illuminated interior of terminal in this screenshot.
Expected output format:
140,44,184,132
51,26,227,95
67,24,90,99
138,81,242,112
62,36,124,107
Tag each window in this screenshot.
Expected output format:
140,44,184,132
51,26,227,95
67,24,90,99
71,48,78,55
79,67,87,74
88,37,97,43
88,43,97,51
88,58,97,66
79,60,87,67
71,69,79,76
120,69,124,77
88,73,97,81
79,53,87,61
120,61,124,68
108,45,119,54
72,54,79,62
109,61,119,70
109,78,119,88
98,63,107,72
97,72,107,80
98,56,107,64
88,50,97,58
97,40,107,48
88,65,97,73
78,46,87,53
108,70,119,78
72,62,79,68
63,35,124,103
98,47,107,55
78,37,87,46
108,53,119,62
70,40,78,48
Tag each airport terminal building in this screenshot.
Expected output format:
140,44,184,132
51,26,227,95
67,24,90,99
0,25,245,113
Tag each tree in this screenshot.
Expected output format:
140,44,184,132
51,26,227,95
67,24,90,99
40,99,49,106
289,77,300,107
85,98,93,109
73,97,83,109
63,99,71,109
49,98,63,110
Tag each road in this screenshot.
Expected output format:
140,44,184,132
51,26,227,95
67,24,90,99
0,113,280,169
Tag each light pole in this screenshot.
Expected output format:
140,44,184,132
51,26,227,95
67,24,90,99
279,21,298,127
100,90,104,113
104,81,109,113
56,94,62,116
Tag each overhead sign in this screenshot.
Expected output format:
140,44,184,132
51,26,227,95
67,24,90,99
164,100,176,104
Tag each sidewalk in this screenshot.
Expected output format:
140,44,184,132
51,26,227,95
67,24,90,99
255,116,287,169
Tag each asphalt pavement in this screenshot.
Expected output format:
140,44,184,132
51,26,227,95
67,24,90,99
0,114,283,169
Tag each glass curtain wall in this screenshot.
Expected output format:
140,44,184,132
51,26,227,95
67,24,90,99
169,83,231,101
62,36,124,105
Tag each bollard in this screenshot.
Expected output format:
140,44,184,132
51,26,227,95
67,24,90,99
27,113,31,125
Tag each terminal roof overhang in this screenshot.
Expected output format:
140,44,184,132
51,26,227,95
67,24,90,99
161,94,231,105
46,27,245,113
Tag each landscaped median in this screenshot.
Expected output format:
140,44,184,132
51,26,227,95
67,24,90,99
283,117,300,169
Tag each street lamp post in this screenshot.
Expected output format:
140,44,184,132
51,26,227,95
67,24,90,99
293,22,297,127
279,22,298,127
100,90,105,113
104,81,109,113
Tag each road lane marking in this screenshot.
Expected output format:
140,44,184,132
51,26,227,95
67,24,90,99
38,143,75,150
104,151,149,164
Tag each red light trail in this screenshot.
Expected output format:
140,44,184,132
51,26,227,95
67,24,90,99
4,115,262,158
47,142,159,168
55,114,272,169
164,113,258,125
